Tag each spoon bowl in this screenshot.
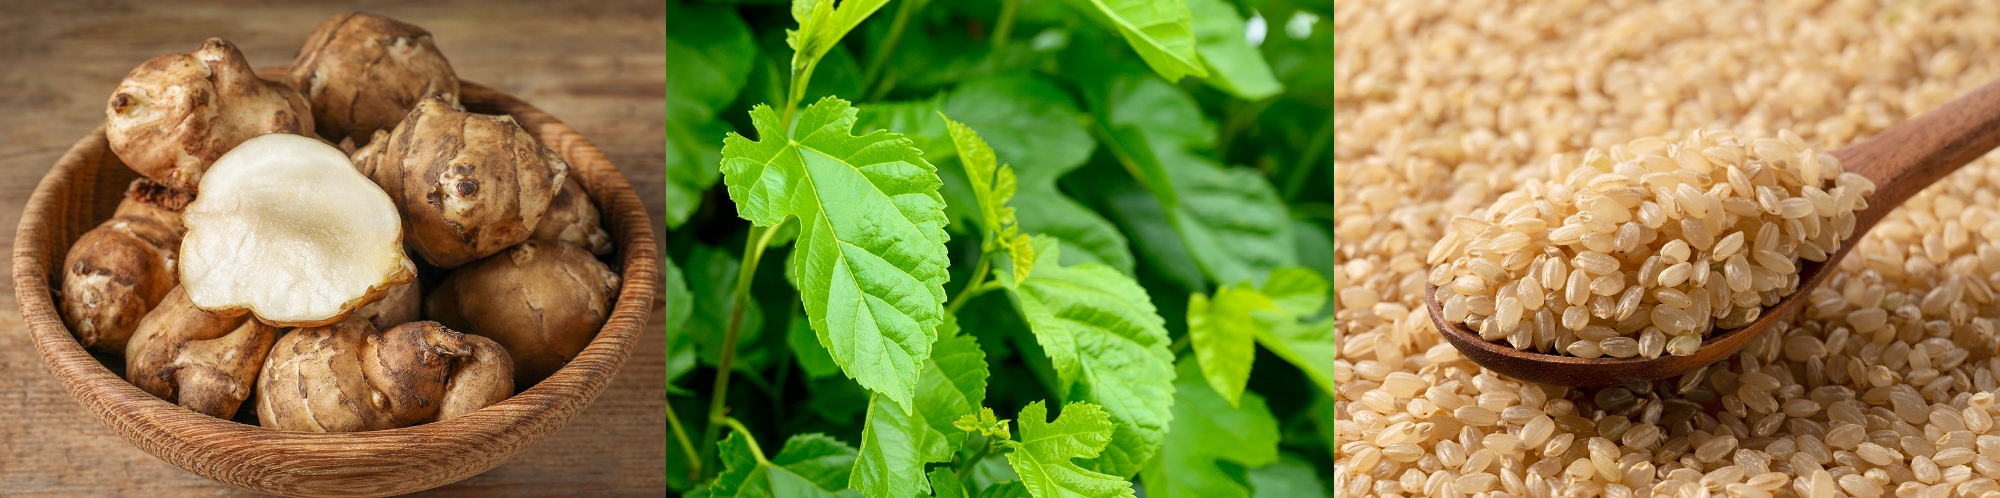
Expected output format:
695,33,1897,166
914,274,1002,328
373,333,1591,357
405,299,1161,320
1428,77,2000,387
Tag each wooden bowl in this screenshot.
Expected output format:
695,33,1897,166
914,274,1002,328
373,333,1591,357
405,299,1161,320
11,79,658,497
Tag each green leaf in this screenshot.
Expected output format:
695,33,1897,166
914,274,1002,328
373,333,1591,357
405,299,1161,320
1139,358,1280,498
1185,285,1270,407
1062,162,1207,293
1291,220,1336,296
852,323,990,498
688,245,769,372
1182,267,1331,397
1310,393,1337,460
1253,315,1334,396
1098,76,1296,285
790,0,893,70
715,432,861,498
954,408,1012,440
1185,0,1281,100
1249,267,1335,395
1002,402,1136,498
664,251,696,394
789,307,844,378
931,467,970,498
721,97,952,408
979,482,1033,498
662,4,756,228
942,114,1035,284
916,328,990,439
1258,267,1329,318
1066,0,1208,81
664,110,730,230
1004,238,1175,477
968,460,1026,497
851,394,952,498
860,77,1132,275
774,433,860,491
807,374,874,426
712,432,764,498
667,4,759,112
1247,455,1331,498
939,77,1130,274
937,78,1096,191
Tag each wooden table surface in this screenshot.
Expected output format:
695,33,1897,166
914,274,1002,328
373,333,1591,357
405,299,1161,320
0,1,667,495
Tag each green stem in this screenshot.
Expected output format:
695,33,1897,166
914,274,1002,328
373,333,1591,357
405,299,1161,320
666,394,701,481
950,282,1004,314
1282,109,1335,201
990,0,1019,47
947,254,994,314
956,436,998,480
1169,334,1191,356
861,0,921,99
784,58,821,127
698,224,778,477
723,417,770,465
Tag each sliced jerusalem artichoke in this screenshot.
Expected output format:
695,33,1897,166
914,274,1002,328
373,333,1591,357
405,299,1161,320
125,286,277,419
179,133,416,327
60,179,194,354
256,318,510,432
352,97,569,268
288,12,460,146
530,178,613,256
427,240,619,386
105,38,314,192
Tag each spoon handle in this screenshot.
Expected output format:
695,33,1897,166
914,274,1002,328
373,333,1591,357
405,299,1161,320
1838,77,2000,230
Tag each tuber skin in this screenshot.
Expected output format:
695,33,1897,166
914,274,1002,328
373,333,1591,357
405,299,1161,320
288,12,460,146
60,179,194,354
256,318,511,432
437,334,514,421
351,96,569,268
106,38,314,192
427,240,619,386
529,176,614,256
352,279,421,331
125,286,277,419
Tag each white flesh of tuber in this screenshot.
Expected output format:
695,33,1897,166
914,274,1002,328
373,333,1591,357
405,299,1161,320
179,133,415,327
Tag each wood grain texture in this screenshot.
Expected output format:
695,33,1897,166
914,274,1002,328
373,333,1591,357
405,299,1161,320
1427,77,2000,388
0,1,668,495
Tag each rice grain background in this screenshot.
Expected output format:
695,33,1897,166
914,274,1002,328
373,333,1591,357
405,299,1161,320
1333,1,2000,497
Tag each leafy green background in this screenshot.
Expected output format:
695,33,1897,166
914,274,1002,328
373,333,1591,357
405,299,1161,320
663,0,1333,495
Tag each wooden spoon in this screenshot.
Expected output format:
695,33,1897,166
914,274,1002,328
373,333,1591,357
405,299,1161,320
1427,78,2000,388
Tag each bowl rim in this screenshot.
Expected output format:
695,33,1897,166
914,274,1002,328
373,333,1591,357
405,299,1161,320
12,76,659,495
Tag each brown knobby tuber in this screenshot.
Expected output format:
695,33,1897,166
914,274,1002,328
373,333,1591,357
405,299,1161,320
351,97,569,268
438,333,515,421
530,177,614,256
178,134,416,327
60,179,194,354
105,38,314,192
125,286,278,419
288,12,460,146
427,240,618,386
256,318,512,432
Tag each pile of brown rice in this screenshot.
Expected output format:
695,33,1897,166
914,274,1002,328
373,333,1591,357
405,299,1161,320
1333,1,2000,497
1431,129,1874,359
